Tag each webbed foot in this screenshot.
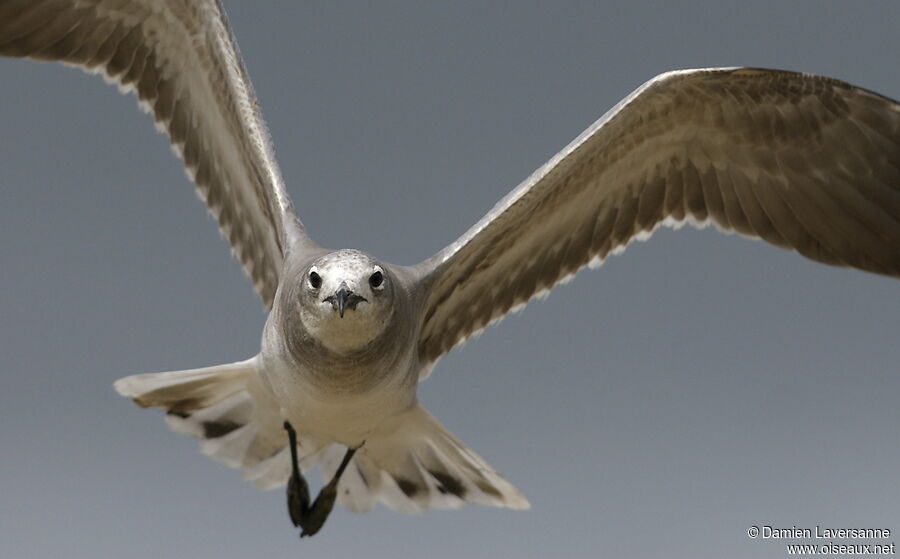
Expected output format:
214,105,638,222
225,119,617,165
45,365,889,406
283,420,360,538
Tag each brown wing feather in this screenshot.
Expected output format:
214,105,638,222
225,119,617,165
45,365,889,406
0,0,314,307
416,68,900,367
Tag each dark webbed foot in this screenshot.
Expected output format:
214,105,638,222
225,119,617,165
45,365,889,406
284,421,310,527
287,473,310,528
283,420,360,538
298,477,339,537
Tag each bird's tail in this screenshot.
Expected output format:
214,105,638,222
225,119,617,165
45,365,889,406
115,364,528,513
321,404,530,513
113,357,319,489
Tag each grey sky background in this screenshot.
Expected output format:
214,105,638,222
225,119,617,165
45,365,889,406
1,2,899,558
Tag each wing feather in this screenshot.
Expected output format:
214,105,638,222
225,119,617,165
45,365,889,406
0,0,315,307
415,68,900,367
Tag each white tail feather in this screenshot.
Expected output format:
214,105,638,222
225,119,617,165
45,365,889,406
321,404,530,513
113,357,321,489
114,359,253,413
115,364,528,513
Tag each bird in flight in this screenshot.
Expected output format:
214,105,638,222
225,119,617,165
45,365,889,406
1,0,898,538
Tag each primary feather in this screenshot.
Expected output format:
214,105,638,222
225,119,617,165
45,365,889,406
0,0,313,306
415,68,900,366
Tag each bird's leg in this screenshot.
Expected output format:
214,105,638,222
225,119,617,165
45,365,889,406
284,421,311,529
298,443,360,538
283,420,361,538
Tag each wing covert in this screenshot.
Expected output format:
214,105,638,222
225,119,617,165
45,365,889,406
0,0,316,306
415,68,900,367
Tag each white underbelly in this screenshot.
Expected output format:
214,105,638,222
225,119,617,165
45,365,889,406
261,358,417,447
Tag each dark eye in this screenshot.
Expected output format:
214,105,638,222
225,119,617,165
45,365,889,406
308,271,322,289
369,270,384,289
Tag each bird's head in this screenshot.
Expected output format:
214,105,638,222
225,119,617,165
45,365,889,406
292,249,396,353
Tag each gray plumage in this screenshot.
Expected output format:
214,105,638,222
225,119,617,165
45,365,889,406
0,0,310,305
2,0,898,519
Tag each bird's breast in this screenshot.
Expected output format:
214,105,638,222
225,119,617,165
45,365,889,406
261,353,418,446
259,320,420,445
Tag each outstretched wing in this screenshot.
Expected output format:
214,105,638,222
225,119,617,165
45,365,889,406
0,0,316,307
415,68,900,367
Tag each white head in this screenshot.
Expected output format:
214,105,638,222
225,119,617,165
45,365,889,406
294,249,395,354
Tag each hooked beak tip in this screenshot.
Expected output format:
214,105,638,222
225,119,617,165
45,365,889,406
335,287,349,318
324,283,365,318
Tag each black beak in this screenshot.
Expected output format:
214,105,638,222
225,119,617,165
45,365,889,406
324,282,367,318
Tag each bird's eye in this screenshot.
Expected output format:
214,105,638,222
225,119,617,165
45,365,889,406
369,270,384,289
308,271,322,289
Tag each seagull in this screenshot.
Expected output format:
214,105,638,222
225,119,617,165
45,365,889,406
2,0,898,538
